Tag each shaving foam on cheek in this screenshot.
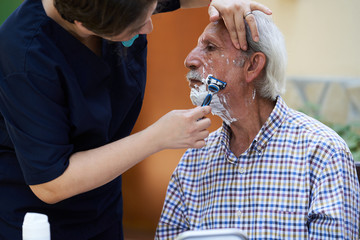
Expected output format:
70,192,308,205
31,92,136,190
210,94,237,125
190,84,237,125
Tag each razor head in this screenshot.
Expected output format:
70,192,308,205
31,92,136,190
206,75,227,93
200,75,227,107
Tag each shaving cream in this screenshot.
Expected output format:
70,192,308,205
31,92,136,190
190,82,237,125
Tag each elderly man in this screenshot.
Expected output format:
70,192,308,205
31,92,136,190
155,11,359,239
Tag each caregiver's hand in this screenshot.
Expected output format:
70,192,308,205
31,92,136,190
208,0,272,50
150,106,212,149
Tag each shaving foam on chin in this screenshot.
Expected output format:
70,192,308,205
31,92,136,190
190,84,208,106
190,84,237,125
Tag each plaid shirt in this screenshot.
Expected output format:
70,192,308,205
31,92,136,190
156,96,359,239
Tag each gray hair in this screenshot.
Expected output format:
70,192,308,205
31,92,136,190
245,11,287,100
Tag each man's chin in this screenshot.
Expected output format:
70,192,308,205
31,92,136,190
190,85,208,106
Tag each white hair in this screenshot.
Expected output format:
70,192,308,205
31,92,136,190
245,11,287,100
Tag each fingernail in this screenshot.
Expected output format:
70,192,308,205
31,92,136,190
254,36,259,42
242,45,247,51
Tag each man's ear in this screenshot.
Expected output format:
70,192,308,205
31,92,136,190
244,52,266,83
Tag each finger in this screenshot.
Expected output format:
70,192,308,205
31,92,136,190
250,2,272,15
192,106,211,120
196,117,211,130
198,129,210,140
208,5,220,22
193,139,206,149
245,13,259,42
221,13,241,50
235,10,248,51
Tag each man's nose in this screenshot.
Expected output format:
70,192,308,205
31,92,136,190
184,48,201,70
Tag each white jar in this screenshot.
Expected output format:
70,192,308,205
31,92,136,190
22,212,50,240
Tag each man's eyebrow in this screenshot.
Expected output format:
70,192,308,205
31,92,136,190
200,35,221,46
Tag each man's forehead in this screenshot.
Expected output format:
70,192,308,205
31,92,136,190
199,21,230,45
204,21,225,35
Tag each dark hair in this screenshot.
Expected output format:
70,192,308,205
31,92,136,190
54,0,157,37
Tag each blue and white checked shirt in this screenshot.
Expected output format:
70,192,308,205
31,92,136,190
156,96,359,239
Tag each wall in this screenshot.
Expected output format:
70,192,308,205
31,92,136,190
267,0,360,77
122,8,214,237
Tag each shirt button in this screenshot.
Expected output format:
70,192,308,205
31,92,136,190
239,168,246,174
236,210,243,217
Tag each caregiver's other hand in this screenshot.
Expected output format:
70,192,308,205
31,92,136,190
208,0,272,50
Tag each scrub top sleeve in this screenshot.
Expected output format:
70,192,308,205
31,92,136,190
0,72,73,185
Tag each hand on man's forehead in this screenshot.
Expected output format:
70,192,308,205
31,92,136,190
203,21,233,45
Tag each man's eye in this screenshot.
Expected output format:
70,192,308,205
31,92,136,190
206,44,216,52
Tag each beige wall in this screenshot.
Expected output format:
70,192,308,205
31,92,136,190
267,0,360,77
123,0,360,238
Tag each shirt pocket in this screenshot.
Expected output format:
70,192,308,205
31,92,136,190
247,208,307,239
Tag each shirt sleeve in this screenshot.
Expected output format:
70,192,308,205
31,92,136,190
0,72,73,185
155,0,181,14
307,149,360,239
156,169,190,239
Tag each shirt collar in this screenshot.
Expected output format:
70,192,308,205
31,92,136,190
219,96,289,160
253,95,288,152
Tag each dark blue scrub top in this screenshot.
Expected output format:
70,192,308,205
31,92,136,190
0,0,180,239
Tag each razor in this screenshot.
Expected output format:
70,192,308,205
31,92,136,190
201,74,227,106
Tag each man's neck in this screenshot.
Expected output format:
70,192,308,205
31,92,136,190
228,97,275,156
